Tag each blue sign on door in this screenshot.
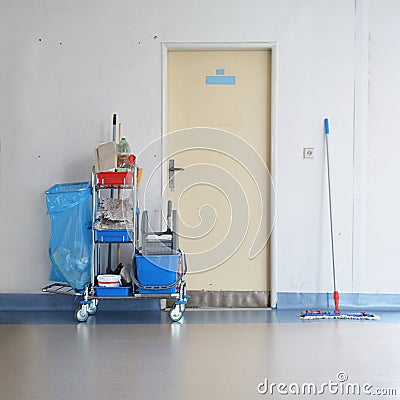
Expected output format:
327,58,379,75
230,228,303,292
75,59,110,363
206,69,236,85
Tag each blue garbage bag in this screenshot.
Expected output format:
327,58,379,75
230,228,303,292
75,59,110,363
45,182,92,292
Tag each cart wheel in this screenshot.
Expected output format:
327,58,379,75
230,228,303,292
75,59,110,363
87,302,98,315
169,304,184,322
75,307,89,322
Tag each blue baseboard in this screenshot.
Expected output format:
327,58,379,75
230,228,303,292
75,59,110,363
277,292,400,310
2,292,398,312
0,293,160,312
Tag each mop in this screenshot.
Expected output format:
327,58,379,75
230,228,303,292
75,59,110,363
299,119,379,320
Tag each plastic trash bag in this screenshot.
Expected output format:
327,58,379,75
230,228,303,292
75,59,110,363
45,182,92,292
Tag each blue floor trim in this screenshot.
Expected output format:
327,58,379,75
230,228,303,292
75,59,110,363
2,293,399,313
277,292,400,310
0,293,160,312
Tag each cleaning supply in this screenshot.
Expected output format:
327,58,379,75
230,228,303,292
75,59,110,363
97,274,121,287
299,310,379,320
117,137,131,171
299,118,379,321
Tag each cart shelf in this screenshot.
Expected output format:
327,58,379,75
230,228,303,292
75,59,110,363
95,229,133,243
96,171,133,186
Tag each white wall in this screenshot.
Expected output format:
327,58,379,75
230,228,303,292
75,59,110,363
364,0,400,293
0,0,398,296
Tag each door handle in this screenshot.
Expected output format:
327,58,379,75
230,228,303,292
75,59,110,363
169,159,184,190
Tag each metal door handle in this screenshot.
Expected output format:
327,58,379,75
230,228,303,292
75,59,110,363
169,159,184,189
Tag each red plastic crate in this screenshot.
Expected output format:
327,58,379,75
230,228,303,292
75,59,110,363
97,171,133,186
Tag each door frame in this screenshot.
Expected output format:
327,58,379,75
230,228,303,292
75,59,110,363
161,42,278,307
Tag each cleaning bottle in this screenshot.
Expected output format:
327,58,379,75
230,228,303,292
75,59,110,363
117,137,131,171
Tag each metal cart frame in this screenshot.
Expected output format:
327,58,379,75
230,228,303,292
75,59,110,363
43,165,189,322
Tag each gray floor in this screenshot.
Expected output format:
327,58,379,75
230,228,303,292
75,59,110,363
1,310,400,399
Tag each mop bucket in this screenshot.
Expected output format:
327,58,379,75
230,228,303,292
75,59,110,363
134,254,181,294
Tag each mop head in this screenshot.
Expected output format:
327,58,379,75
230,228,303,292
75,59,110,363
299,310,380,320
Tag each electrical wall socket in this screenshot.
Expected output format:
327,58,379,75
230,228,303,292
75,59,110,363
303,147,315,159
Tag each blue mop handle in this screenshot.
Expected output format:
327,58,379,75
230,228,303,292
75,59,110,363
324,117,338,307
324,118,330,134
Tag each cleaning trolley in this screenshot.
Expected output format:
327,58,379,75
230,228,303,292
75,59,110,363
43,117,189,322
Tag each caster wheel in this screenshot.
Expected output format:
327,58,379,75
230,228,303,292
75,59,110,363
169,304,184,322
87,302,98,315
75,307,89,322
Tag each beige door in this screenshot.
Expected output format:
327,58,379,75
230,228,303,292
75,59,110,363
166,50,271,294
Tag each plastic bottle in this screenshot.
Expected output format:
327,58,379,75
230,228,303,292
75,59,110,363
117,137,131,171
